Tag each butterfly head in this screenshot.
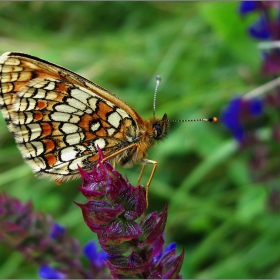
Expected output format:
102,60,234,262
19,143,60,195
152,76,218,141
152,113,169,141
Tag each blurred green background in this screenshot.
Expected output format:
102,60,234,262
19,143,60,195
0,2,278,278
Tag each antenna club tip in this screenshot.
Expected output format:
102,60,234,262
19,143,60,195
156,75,161,82
210,117,218,123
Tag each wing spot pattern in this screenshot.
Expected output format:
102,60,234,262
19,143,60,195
0,52,141,182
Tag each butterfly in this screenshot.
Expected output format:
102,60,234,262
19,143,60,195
0,52,217,196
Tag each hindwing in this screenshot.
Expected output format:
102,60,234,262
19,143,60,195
0,52,141,181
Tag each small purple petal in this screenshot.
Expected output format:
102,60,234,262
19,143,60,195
248,16,271,39
83,240,98,260
239,1,259,14
151,235,165,262
162,249,185,279
249,98,263,116
102,220,142,243
76,201,124,232
221,97,245,142
84,240,107,269
101,241,131,255
50,223,65,240
96,145,105,161
221,97,242,127
165,242,176,252
143,204,167,244
106,252,152,272
39,265,66,279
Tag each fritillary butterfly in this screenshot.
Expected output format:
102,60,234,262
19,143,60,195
0,52,217,195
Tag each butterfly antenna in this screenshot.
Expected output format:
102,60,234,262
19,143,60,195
153,75,161,117
153,75,218,123
167,117,218,123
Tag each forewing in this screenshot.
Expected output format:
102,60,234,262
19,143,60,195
0,52,138,181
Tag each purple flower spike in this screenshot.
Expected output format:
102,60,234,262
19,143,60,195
0,193,111,279
77,149,184,278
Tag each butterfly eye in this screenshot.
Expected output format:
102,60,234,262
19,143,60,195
153,123,163,139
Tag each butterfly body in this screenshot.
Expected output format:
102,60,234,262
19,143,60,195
0,52,168,183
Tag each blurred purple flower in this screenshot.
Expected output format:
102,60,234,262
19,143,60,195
0,193,110,279
83,241,107,269
221,97,245,141
50,223,65,241
239,1,280,15
39,265,66,279
239,1,260,14
237,1,280,212
221,97,263,142
239,1,280,74
249,16,271,39
249,98,263,116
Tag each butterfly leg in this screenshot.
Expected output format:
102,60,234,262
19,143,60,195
138,159,158,208
100,143,137,164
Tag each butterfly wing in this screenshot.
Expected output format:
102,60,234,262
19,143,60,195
0,52,143,181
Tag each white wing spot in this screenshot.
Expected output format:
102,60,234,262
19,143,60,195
68,98,87,111
69,115,80,123
26,98,37,111
31,79,51,89
65,133,83,145
24,141,44,157
21,88,36,98
51,112,71,122
33,89,47,99
107,128,116,136
27,123,42,141
107,111,121,128
61,123,80,134
1,72,19,82
70,88,91,103
116,108,130,119
68,155,87,171
4,57,21,66
1,83,14,93
46,90,60,100
93,138,106,150
90,121,100,132
2,65,23,73
88,97,98,111
61,147,79,161
55,104,78,114
44,81,56,90
14,99,28,111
